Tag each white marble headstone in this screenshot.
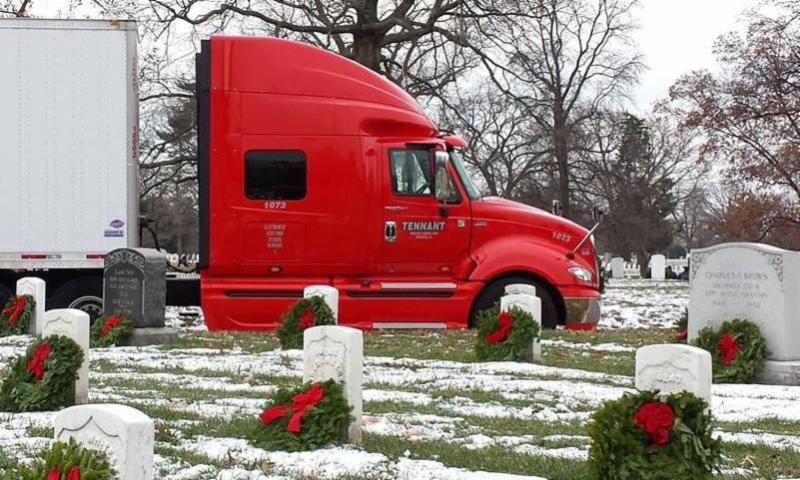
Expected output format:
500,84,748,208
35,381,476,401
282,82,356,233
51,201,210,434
650,255,666,280
16,277,45,335
42,309,90,404
303,326,362,443
689,242,800,361
501,285,542,362
303,285,339,321
635,344,712,405
53,404,154,480
610,257,625,279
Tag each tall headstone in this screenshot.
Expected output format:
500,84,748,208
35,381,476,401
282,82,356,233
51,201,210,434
610,257,625,279
16,277,45,335
54,404,154,480
304,285,339,321
42,309,90,404
689,242,800,385
635,344,712,405
501,284,542,362
303,326,362,443
651,254,666,280
103,248,176,346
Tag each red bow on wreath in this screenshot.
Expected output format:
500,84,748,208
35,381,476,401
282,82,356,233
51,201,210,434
485,311,513,344
259,384,325,433
27,342,52,381
718,332,740,366
2,296,27,326
99,315,123,339
297,307,315,330
675,329,688,340
46,465,80,480
633,401,674,446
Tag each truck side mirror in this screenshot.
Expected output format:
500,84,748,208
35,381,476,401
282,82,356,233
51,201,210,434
434,151,451,203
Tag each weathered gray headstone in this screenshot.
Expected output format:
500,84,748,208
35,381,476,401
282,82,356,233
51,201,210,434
54,404,154,480
16,277,45,335
304,285,339,321
103,248,166,328
651,254,666,280
42,309,90,404
303,326,362,443
103,248,176,346
611,257,625,279
689,243,799,360
501,284,542,362
635,344,712,405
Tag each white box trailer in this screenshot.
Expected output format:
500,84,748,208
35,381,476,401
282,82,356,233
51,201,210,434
0,19,139,314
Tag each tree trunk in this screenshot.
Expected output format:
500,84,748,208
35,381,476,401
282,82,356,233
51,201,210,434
638,251,650,278
352,0,382,72
553,115,571,219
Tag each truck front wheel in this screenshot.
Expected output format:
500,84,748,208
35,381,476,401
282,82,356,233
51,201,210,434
51,277,104,323
470,276,560,329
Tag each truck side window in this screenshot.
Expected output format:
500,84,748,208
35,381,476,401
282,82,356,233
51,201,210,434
390,149,432,196
245,150,307,200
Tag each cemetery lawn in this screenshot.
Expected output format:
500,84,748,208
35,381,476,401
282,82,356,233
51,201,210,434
1,280,798,479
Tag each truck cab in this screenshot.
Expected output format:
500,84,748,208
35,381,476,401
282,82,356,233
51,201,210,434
197,36,601,330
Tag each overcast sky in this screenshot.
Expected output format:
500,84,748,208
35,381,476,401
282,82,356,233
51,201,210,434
632,0,758,111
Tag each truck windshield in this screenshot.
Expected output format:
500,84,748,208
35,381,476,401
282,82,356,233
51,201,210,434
450,151,480,200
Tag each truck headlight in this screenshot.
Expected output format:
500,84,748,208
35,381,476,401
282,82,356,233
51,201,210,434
567,266,593,283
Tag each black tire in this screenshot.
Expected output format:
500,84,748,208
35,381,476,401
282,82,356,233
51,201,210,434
51,277,104,324
470,276,560,329
0,282,11,309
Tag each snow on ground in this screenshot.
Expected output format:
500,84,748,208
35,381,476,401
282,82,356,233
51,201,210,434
599,278,688,329
0,280,796,479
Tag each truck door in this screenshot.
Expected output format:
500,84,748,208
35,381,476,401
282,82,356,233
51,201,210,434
380,145,471,275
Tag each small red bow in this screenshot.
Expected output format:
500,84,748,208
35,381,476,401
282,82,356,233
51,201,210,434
45,465,80,480
718,332,740,366
484,311,513,344
297,307,315,329
259,384,325,433
2,296,27,326
99,315,123,339
675,329,688,340
27,342,52,381
633,400,674,446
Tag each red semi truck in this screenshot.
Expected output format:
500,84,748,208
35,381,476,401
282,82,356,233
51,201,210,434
196,36,601,331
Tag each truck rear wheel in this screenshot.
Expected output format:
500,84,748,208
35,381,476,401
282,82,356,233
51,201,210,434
51,277,104,323
470,276,559,329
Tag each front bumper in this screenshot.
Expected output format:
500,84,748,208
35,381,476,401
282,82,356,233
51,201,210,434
564,297,601,330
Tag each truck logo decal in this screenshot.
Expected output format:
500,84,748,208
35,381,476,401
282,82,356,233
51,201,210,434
402,221,445,232
110,219,125,229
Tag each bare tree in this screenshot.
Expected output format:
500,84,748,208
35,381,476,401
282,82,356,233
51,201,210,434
0,0,31,16
481,0,643,219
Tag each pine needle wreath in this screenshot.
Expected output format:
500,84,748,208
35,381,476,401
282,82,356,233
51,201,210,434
247,379,352,451
475,305,539,361
15,438,115,480
588,390,721,480
276,296,335,349
90,314,134,348
0,335,84,412
0,294,35,336
692,318,768,383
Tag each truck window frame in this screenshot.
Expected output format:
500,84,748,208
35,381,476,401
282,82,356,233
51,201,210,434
389,148,434,197
244,150,307,201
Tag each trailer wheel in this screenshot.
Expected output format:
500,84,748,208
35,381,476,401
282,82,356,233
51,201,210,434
470,276,560,329
51,277,104,323
0,283,11,308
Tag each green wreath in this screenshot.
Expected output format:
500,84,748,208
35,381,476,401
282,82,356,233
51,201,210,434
692,318,768,383
276,296,335,349
247,379,352,451
475,305,539,361
588,390,721,480
674,309,688,343
0,335,84,412
90,314,134,348
0,295,35,337
13,439,114,480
